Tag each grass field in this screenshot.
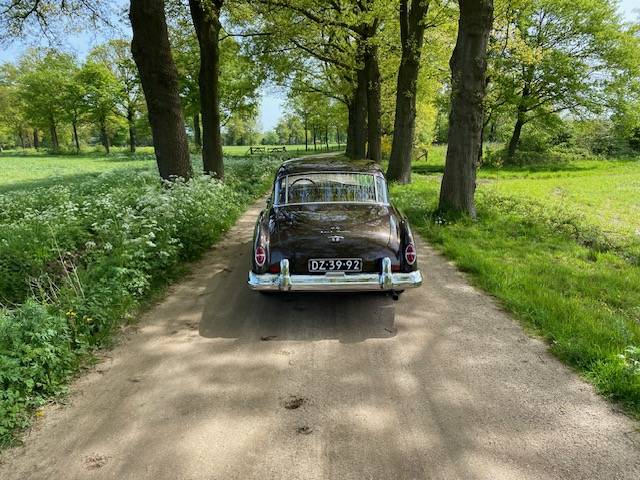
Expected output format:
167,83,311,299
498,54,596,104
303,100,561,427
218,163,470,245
0,145,342,193
0,154,153,192
392,148,640,416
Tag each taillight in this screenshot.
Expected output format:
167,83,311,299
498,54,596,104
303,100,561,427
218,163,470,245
405,243,416,265
269,264,280,273
255,245,266,267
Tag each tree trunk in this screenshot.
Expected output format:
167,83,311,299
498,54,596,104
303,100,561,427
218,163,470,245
49,120,59,149
506,115,524,162
18,130,25,148
189,0,224,179
325,124,329,150
336,126,341,147
33,129,39,149
387,0,430,183
365,43,382,162
304,116,308,150
127,106,137,153
193,112,202,149
346,64,368,159
100,118,110,154
130,0,192,180
505,76,532,163
505,100,528,164
438,0,493,219
488,121,496,142
72,120,80,152
313,126,317,150
345,102,355,156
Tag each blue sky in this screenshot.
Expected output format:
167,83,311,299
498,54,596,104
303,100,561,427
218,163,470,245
1,0,637,131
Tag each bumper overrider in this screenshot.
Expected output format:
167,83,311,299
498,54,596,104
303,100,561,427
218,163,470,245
248,257,422,292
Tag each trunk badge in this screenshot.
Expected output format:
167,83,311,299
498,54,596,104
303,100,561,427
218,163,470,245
329,235,344,243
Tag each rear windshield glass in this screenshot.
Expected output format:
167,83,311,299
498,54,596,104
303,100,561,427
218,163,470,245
275,172,387,205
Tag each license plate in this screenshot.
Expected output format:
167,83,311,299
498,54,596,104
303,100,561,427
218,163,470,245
308,258,362,272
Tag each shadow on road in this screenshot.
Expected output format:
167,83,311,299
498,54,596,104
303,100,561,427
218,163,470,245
198,246,397,343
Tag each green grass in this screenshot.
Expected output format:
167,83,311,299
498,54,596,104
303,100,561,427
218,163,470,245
392,152,640,416
0,146,343,193
0,153,153,192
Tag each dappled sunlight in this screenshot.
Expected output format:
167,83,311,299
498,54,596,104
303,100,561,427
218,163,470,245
2,201,639,480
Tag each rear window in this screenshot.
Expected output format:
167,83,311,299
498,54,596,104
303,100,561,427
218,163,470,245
275,172,387,205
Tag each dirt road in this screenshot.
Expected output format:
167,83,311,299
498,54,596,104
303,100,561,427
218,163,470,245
1,197,639,480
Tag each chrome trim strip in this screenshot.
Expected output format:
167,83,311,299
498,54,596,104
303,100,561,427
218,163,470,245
248,256,422,292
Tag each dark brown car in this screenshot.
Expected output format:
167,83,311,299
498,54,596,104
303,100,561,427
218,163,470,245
247,157,422,297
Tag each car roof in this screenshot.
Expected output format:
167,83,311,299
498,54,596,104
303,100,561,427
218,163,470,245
277,156,383,176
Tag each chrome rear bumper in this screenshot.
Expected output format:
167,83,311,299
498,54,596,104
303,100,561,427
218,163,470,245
248,257,422,292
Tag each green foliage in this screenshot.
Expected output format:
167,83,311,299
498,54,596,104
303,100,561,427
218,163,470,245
0,301,76,441
15,49,78,148
274,113,306,145
488,0,640,158
77,61,121,148
392,156,640,415
170,18,264,137
0,155,279,446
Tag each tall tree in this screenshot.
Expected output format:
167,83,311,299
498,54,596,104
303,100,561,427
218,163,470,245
17,49,74,150
364,21,382,162
253,0,387,160
171,19,263,151
438,0,493,218
61,69,85,152
0,64,33,149
488,0,634,162
89,40,144,153
386,0,431,183
130,0,192,180
188,0,225,178
78,62,120,153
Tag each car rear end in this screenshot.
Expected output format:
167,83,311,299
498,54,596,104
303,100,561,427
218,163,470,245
248,164,422,295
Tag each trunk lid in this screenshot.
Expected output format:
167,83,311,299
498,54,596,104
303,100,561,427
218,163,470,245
271,204,400,274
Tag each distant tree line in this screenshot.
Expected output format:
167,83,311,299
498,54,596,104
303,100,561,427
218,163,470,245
0,41,148,153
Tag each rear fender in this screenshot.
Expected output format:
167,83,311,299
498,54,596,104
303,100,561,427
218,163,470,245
251,210,271,274
399,218,418,272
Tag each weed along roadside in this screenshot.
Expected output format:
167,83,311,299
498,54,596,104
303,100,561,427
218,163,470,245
0,156,280,447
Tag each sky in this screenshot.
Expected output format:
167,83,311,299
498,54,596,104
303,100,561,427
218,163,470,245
1,0,638,132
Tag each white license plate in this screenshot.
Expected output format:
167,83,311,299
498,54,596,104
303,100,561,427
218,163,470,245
308,258,362,272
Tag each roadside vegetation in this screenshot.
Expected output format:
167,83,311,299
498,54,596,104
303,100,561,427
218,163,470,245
0,155,279,446
392,149,640,416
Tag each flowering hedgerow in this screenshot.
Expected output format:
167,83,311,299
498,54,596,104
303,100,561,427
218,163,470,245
0,157,278,445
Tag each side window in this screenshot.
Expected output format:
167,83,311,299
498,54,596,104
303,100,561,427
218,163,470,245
274,176,287,205
375,175,388,203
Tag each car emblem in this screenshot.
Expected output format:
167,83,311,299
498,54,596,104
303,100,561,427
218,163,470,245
329,235,344,243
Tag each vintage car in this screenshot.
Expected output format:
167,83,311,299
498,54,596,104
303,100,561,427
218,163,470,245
247,157,422,298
